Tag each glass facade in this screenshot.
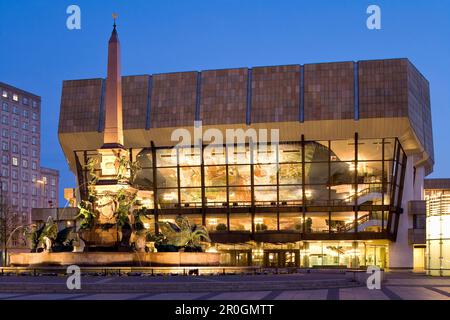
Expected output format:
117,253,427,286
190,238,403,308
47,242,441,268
74,136,406,243
426,190,450,276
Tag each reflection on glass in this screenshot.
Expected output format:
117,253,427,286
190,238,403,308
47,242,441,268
305,212,329,233
180,188,202,204
279,212,302,231
228,165,251,186
229,213,251,231
330,212,355,233
254,186,277,203
204,145,226,165
358,139,382,161
158,189,178,205
205,166,227,186
279,143,301,163
156,148,177,167
180,167,201,187
206,214,227,232
279,186,302,202
254,214,277,231
254,164,277,185
229,187,251,203
205,187,227,204
178,147,201,166
279,164,301,184
156,168,177,188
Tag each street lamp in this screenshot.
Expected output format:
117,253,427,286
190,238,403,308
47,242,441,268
36,178,46,208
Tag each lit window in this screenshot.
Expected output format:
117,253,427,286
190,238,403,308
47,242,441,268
2,90,7,98
12,157,18,166
12,94,18,101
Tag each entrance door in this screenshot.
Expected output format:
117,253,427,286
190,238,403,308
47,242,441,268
413,246,426,272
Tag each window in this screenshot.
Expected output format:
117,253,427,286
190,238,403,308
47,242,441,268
32,174,37,182
22,97,29,105
32,186,38,196
32,100,37,108
1,141,8,151
12,169,18,179
1,182,7,191
12,118,18,127
2,90,7,98
51,178,56,186
22,198,28,208
12,198,18,206
22,185,28,194
12,144,18,153
50,190,56,198
22,171,29,181
32,161,37,170
12,131,18,140
12,157,18,166
1,115,7,124
32,125,37,133
1,167,8,177
32,149,37,157
22,135,28,143
22,159,28,168
31,136,36,145
32,112,38,120
2,102,8,111
21,146,28,156
32,199,37,208
12,94,18,102
2,129,8,138
12,183,18,193
12,105,19,114
1,155,8,164
22,122,28,130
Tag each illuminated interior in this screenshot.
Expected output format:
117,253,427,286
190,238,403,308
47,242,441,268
425,190,450,276
74,136,406,265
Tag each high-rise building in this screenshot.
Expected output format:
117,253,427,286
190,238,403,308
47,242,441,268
0,82,59,245
58,25,434,270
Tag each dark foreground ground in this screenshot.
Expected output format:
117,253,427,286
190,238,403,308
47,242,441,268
0,271,449,300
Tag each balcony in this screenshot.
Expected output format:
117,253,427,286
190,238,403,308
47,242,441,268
408,200,426,215
408,228,425,245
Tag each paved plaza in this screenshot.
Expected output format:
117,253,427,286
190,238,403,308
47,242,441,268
0,272,449,300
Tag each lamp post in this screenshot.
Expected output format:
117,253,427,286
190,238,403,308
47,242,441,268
36,178,46,208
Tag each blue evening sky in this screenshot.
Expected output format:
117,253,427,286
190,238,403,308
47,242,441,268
0,0,449,204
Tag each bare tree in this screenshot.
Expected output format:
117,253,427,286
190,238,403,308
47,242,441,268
0,182,26,266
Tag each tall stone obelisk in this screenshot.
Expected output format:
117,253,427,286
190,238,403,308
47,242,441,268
103,14,124,148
